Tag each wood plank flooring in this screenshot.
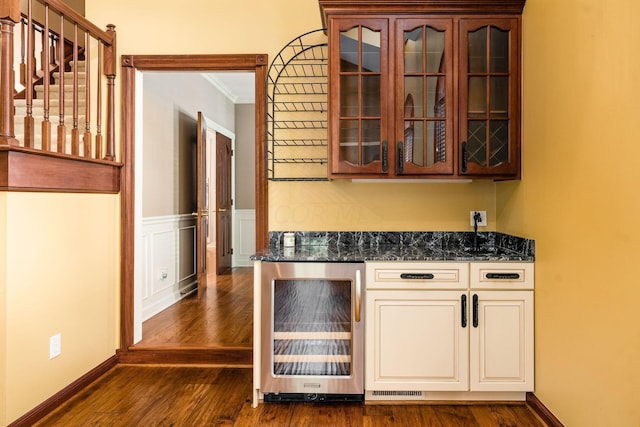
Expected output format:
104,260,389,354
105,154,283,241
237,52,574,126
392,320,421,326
34,365,547,426
35,267,546,425
136,266,253,348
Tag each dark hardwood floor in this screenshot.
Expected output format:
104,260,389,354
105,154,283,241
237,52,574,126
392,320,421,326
33,267,547,426
34,365,547,426
135,266,253,348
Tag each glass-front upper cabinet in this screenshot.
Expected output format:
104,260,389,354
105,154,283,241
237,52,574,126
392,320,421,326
396,19,454,175
321,0,524,180
329,18,390,176
459,19,520,177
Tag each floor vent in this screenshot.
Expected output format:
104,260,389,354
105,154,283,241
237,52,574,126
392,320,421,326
367,390,426,401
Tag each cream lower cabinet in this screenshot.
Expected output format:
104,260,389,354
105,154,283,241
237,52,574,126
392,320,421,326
365,261,534,397
366,289,469,391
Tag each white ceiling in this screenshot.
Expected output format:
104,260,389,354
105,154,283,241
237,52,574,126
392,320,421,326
203,72,255,104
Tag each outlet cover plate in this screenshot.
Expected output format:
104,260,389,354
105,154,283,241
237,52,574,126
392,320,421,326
470,211,487,227
50,333,61,359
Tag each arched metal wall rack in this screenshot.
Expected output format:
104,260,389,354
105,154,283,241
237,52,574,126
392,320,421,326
267,29,328,181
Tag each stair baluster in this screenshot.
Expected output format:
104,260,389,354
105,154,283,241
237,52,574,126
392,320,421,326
70,22,79,156
56,11,65,153
41,4,51,151
24,0,35,148
95,39,102,159
104,24,116,161
0,1,19,147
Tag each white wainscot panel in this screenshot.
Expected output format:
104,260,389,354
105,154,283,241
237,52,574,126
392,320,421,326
142,215,198,321
234,209,256,267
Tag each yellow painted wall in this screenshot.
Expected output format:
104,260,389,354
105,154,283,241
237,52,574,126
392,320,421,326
0,193,7,423
8,0,638,424
3,193,118,424
270,180,496,231
498,0,640,425
84,0,499,234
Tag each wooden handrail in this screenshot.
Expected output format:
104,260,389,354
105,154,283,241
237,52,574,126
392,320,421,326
39,0,114,47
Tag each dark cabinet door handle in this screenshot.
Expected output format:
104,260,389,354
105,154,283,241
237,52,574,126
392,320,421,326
397,141,404,174
486,273,520,280
461,294,467,328
400,273,435,280
461,141,468,173
382,141,388,172
472,294,479,328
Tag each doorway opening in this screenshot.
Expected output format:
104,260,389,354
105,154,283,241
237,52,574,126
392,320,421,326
118,54,268,364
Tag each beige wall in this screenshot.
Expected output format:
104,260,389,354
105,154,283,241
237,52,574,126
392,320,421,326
269,180,495,231
142,72,235,217
0,194,6,422
235,104,256,210
497,0,640,425
3,193,118,424
5,0,640,424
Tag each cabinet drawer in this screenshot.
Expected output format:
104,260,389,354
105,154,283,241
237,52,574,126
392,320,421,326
470,263,534,290
366,262,468,290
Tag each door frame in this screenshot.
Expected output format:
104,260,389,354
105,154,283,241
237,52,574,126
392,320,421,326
118,54,268,362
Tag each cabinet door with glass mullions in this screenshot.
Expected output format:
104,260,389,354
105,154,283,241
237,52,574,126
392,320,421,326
459,19,520,177
329,18,390,175
397,19,454,175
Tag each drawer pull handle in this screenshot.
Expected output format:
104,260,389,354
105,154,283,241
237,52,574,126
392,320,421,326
461,294,467,328
486,273,520,280
400,273,435,280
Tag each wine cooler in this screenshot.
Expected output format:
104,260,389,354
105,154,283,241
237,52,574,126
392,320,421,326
260,262,364,402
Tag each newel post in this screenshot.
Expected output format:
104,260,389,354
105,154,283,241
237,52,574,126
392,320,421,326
0,0,20,147
103,24,116,161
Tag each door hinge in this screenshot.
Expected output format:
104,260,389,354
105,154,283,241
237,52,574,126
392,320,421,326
230,248,234,255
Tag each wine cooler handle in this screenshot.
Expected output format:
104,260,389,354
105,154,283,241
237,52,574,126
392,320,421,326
355,269,362,323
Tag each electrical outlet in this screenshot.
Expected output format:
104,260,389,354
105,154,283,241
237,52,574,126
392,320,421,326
50,333,61,359
470,210,487,227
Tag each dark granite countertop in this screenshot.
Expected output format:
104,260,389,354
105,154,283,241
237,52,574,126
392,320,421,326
250,231,535,263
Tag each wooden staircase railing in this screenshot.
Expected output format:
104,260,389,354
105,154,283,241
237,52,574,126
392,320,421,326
0,0,120,193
